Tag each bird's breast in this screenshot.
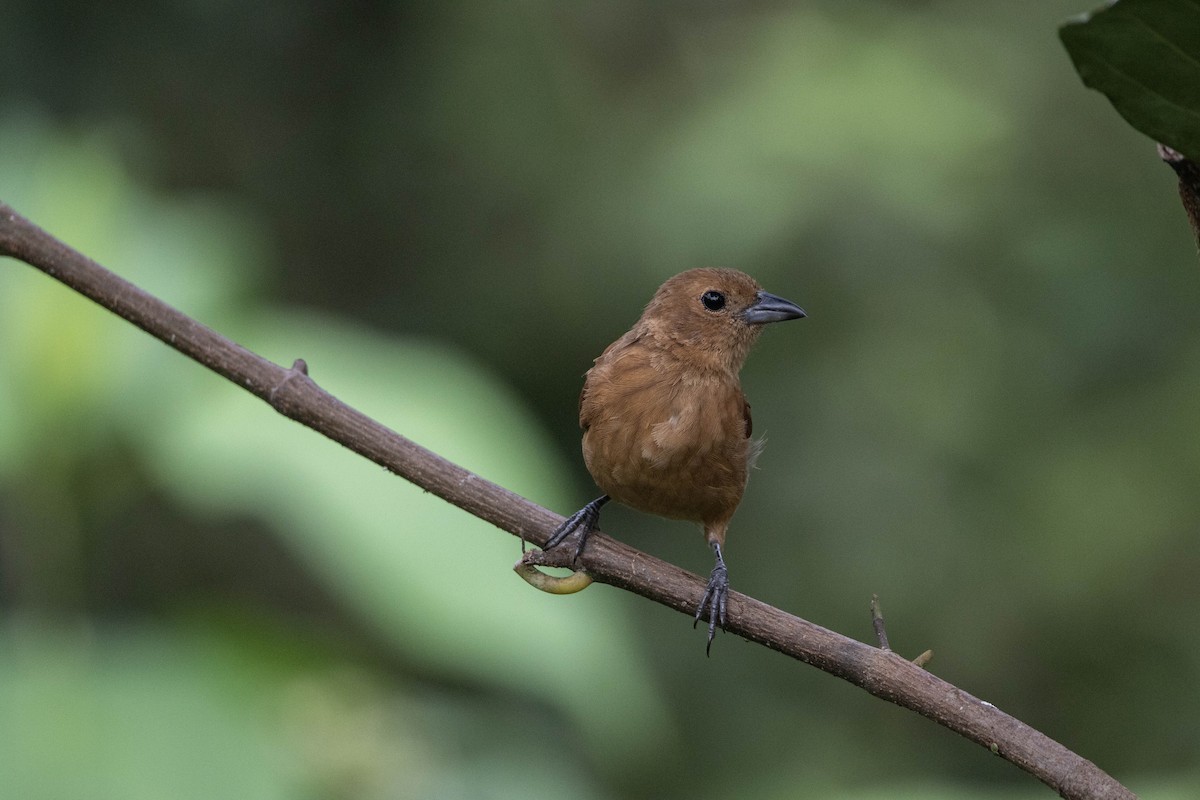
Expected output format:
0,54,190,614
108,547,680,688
581,362,750,525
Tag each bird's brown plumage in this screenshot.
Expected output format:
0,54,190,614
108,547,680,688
543,267,804,650
579,268,769,548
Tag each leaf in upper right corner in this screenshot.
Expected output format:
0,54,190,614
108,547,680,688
1060,0,1200,162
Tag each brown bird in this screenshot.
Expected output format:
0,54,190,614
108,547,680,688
544,268,805,651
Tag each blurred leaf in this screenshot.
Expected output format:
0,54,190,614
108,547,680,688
0,114,261,475
0,619,615,800
0,116,670,769
128,311,671,764
1060,0,1200,160
0,622,295,800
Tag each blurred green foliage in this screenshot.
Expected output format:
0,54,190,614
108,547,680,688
1,1,1199,798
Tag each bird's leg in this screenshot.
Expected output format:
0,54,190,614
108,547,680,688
694,541,729,655
544,495,610,562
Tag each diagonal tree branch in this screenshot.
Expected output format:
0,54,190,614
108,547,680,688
0,202,1136,800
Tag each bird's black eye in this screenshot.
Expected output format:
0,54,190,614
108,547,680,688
701,290,726,312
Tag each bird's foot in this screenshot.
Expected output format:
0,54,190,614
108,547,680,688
543,495,610,562
694,543,729,656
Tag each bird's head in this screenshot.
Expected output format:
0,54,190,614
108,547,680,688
638,268,805,373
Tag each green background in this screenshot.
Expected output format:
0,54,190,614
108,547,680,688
1,1,1196,797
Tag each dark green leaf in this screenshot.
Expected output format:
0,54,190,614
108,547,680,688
1061,0,1200,161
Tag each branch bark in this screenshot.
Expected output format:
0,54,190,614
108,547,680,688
0,202,1136,800
1160,143,1200,250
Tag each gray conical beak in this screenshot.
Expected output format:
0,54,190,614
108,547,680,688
742,291,806,325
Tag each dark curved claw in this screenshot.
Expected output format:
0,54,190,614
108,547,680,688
694,542,729,655
543,495,610,562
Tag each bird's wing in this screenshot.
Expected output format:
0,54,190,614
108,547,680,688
580,331,643,432
742,395,753,439
578,382,591,431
